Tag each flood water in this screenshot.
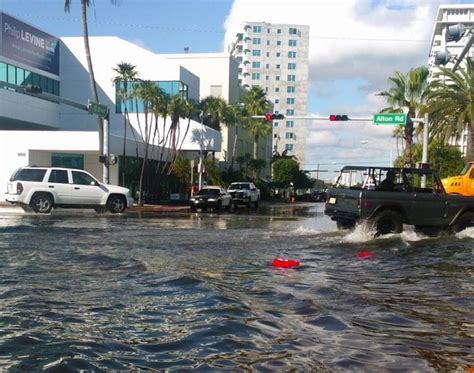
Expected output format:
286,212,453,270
0,204,472,372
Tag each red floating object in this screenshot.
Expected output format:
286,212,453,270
357,251,376,258
272,257,300,268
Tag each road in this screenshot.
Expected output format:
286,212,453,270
0,203,472,371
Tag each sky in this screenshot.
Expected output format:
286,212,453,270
1,0,471,178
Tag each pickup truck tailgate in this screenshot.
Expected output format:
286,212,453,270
325,188,361,219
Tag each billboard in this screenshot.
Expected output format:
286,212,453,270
0,12,59,75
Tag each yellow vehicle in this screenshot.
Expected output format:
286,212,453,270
441,162,474,196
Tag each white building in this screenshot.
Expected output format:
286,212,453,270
162,52,272,179
427,4,474,156
0,12,221,197
225,22,310,164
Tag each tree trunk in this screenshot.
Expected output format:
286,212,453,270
80,0,103,154
253,134,259,160
404,112,415,167
466,124,474,162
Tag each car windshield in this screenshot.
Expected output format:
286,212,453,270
198,188,220,196
229,183,250,190
10,168,47,182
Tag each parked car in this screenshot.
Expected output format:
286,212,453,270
311,191,327,202
5,166,134,214
227,182,260,208
189,186,232,212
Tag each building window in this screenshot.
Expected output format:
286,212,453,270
288,51,297,58
266,63,270,68
0,62,60,96
276,76,280,81
267,28,271,33
276,52,281,57
276,64,281,69
285,144,294,151
286,109,295,116
253,25,261,33
252,61,261,68
265,75,269,80
252,50,261,56
267,40,270,46
286,121,294,128
253,38,261,45
285,132,294,139
275,99,280,104
0,62,6,82
274,122,279,127
275,87,280,92
288,63,296,70
252,72,260,80
287,86,296,93
287,98,295,104
289,28,297,35
52,153,84,169
277,28,282,34
289,39,297,47
277,41,281,46
266,52,270,57
288,75,296,81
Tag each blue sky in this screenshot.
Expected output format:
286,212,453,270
2,0,471,175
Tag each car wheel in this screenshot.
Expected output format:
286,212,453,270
370,210,403,236
336,219,355,230
452,211,474,233
107,195,126,214
30,193,53,214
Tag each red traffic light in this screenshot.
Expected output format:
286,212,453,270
329,114,348,121
264,113,285,121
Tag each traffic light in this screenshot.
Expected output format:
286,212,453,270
446,24,465,43
434,51,451,66
24,84,43,94
264,113,285,120
329,114,349,121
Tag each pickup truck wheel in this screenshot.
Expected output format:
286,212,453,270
30,193,53,214
371,210,403,236
336,219,355,230
452,211,474,233
107,195,126,214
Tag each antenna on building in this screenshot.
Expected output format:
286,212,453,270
184,47,189,54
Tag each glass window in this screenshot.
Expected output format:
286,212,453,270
266,63,270,68
277,41,281,46
253,25,261,33
32,73,40,87
276,76,280,81
266,52,270,57
39,75,47,92
72,171,96,185
253,38,261,45
252,72,260,80
275,99,280,104
267,28,271,33
53,80,60,96
252,61,261,68
48,170,69,184
276,64,281,69
7,65,16,84
286,121,294,128
276,52,281,57
287,98,295,104
275,87,280,92
0,62,6,82
52,153,84,169
286,109,294,115
286,132,294,139
266,40,270,46
289,40,297,47
277,29,282,34
16,68,25,85
287,86,295,93
24,70,32,85
288,51,297,58
288,75,296,81
289,28,297,35
274,122,279,127
10,168,46,182
265,75,269,80
288,63,296,70
285,144,294,151
252,49,261,56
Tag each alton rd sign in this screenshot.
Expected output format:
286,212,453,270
373,113,407,125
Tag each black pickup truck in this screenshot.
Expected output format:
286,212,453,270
324,166,474,236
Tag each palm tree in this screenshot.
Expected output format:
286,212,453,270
377,66,429,167
112,62,139,185
64,0,119,154
392,124,405,158
241,86,271,160
423,58,474,161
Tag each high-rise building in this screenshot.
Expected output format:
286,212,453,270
226,22,310,164
427,4,474,156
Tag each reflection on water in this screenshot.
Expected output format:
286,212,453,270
0,206,472,371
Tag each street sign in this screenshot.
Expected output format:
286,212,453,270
373,113,406,125
88,101,109,118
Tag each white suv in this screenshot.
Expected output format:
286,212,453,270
5,166,134,214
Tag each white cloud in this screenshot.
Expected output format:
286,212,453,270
223,0,459,174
